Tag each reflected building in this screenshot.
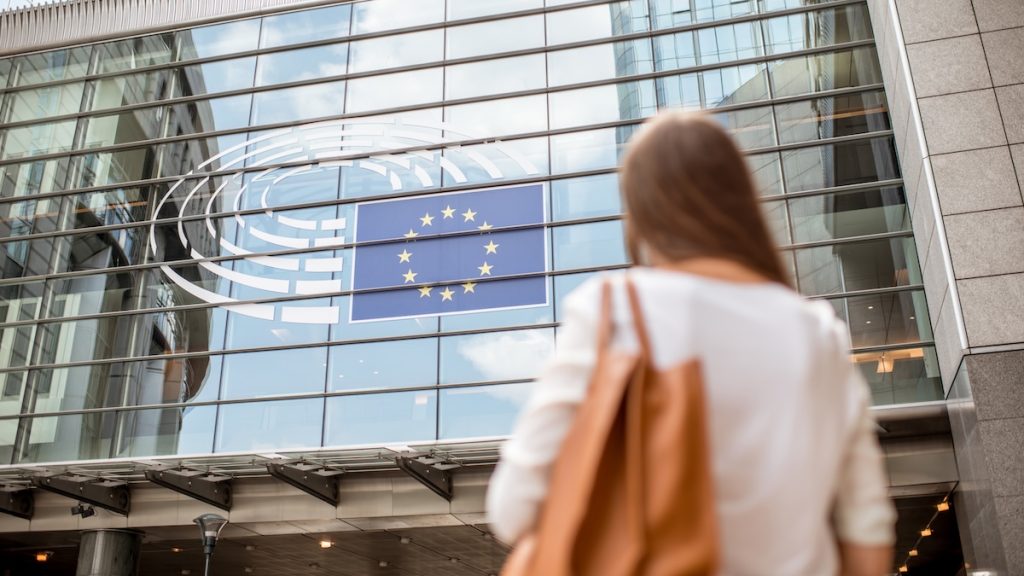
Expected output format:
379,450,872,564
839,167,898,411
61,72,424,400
0,0,1019,574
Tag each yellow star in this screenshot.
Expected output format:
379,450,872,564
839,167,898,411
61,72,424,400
398,249,412,263
462,208,476,222
484,240,499,254
402,269,417,283
440,287,455,302
441,205,456,219
418,286,433,298
420,213,434,227
404,229,419,239
478,262,493,276
477,221,493,231
462,281,476,293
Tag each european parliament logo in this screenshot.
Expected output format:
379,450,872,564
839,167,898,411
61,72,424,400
351,184,547,322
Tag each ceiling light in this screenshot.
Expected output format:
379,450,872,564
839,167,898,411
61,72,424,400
921,528,932,537
35,551,52,562
379,561,389,568
868,306,874,310
909,549,918,557
898,567,908,573
399,537,411,544
171,547,183,553
244,568,253,574
865,320,872,324
245,545,257,551
182,571,192,575
937,501,950,512
319,539,333,549
909,316,915,320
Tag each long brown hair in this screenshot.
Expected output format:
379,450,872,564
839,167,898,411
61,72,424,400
620,111,792,287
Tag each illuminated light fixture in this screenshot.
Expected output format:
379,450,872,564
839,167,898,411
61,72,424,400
399,537,411,544
909,549,919,557
899,567,908,573
379,561,389,568
171,547,183,553
921,528,933,537
35,551,53,562
877,353,895,374
937,501,950,512
868,306,874,310
319,540,333,549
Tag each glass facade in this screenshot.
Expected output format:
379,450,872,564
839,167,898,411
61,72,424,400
0,0,941,465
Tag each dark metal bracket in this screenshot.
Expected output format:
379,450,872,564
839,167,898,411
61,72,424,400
145,469,232,511
0,488,33,519
395,455,460,501
266,462,341,507
33,475,130,516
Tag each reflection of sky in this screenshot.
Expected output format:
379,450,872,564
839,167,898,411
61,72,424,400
454,329,553,382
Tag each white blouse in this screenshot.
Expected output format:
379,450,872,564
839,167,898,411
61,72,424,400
487,268,896,576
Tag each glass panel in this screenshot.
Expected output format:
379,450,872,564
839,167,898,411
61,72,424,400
770,46,882,98
855,345,943,406
448,0,542,19
0,120,77,160
348,29,443,73
762,4,872,55
329,338,438,391
446,54,546,100
710,105,775,149
444,94,548,137
551,173,622,221
58,187,151,232
215,398,324,452
650,0,756,27
553,220,628,270
775,90,890,144
831,289,931,349
781,136,899,193
549,80,657,130
76,146,160,188
547,39,654,87
546,1,650,45
178,56,257,96
82,107,166,149
165,94,253,136
747,152,782,196
761,199,790,245
255,43,349,86
17,411,118,463
439,383,529,438
176,19,261,60
446,15,545,59
324,390,436,446
439,328,554,384
653,31,697,71
345,69,442,114
87,69,176,110
115,405,217,457
95,34,174,74
11,47,91,87
550,125,637,174
0,58,10,89
259,4,352,48
1,82,84,122
656,64,770,110
250,80,346,125
156,133,247,178
789,187,910,243
0,157,72,200
221,348,327,400
696,20,763,65
794,237,921,296
351,0,445,34
440,137,549,187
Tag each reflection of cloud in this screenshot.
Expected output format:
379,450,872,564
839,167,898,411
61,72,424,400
448,383,533,403
456,330,553,382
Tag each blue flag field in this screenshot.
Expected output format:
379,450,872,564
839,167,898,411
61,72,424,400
350,184,548,322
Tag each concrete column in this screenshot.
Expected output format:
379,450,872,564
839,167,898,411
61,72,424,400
76,529,142,576
867,0,1024,573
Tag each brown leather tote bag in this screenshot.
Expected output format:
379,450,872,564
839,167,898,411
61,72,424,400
501,278,719,576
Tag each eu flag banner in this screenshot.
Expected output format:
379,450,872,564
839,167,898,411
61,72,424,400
350,184,547,322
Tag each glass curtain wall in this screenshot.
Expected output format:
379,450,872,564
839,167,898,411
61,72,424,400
0,0,940,464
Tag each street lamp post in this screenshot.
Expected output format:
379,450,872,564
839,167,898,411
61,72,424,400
193,513,229,576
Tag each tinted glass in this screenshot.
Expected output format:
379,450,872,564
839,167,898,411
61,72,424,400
176,19,261,60
551,173,622,221
215,398,324,452
762,4,872,55
439,328,554,384
775,90,890,144
446,15,544,59
789,187,909,243
351,0,445,34
82,107,167,148
795,237,921,296
324,391,436,446
260,4,352,48
546,1,650,45
1,82,84,122
255,43,349,86
348,29,443,73
345,68,442,113
11,46,91,86
115,405,217,457
88,69,176,110
548,39,654,87
250,81,346,125
553,220,628,270
782,137,899,193
95,34,174,74
221,347,328,399
439,383,529,438
549,80,657,130
179,56,257,95
446,54,545,100
770,46,882,98
650,0,757,27
0,120,77,160
329,338,438,391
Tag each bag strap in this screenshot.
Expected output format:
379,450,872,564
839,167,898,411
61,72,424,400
624,277,652,358
597,280,615,350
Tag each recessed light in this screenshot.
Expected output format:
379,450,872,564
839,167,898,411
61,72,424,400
245,545,257,551
379,561,389,568
35,551,52,563
171,547,183,553
909,549,918,557
937,501,950,512
319,540,333,549
866,321,872,324
868,306,874,310
921,528,932,537
910,316,915,320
